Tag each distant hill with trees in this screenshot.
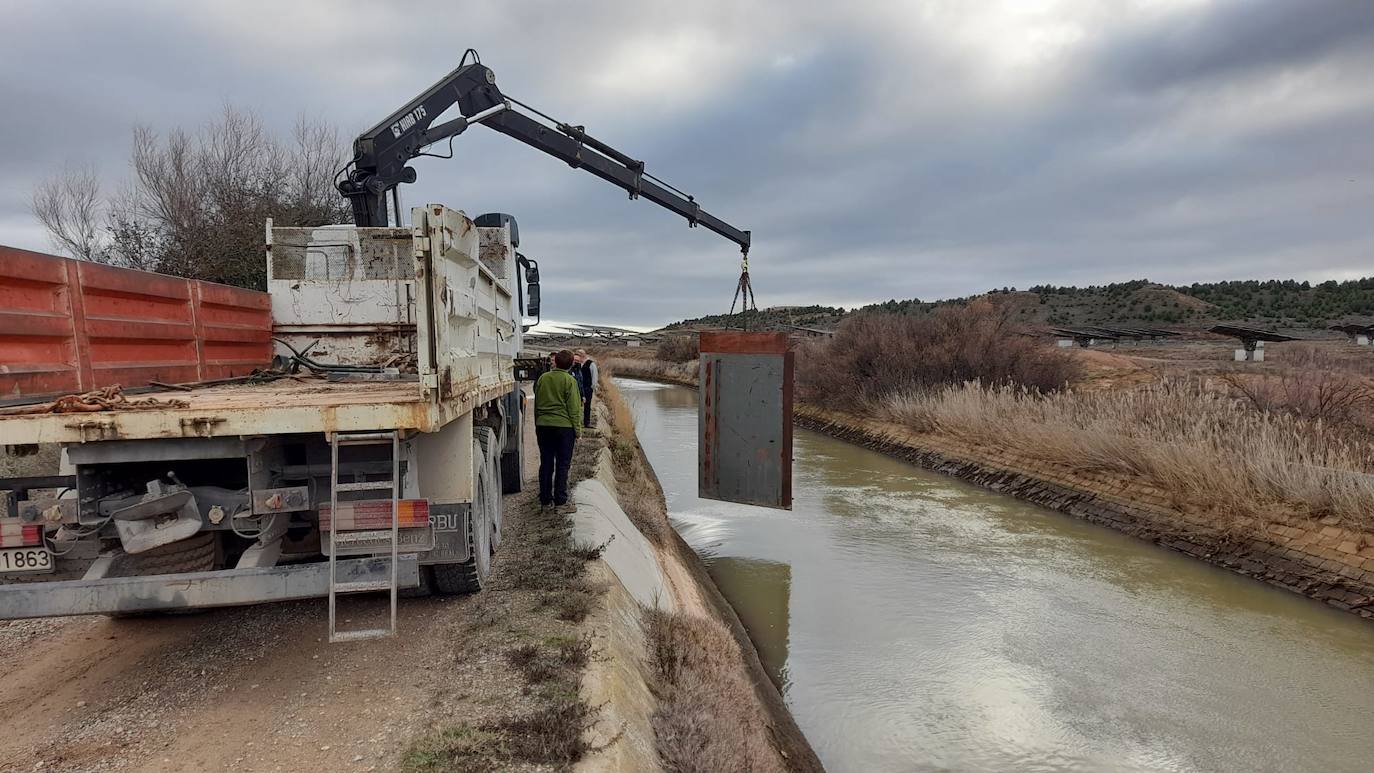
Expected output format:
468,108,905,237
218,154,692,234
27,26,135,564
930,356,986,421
925,278,1374,329
660,279,1374,332
660,304,847,332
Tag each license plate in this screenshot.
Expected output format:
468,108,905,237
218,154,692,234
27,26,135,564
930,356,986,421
0,547,54,574
325,527,435,556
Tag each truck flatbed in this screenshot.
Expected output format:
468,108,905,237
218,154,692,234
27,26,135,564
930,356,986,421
0,376,513,445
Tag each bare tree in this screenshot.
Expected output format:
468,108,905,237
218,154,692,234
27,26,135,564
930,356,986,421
1219,346,1374,427
32,106,350,288
287,115,352,224
30,163,104,260
102,183,162,271
125,106,350,288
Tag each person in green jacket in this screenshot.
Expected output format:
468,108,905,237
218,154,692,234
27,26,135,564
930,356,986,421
534,350,583,513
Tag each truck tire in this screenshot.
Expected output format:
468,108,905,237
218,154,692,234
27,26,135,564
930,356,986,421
431,428,498,595
105,532,218,618
128,531,217,576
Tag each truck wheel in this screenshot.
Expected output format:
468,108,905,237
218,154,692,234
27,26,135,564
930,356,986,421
431,428,497,595
126,532,217,576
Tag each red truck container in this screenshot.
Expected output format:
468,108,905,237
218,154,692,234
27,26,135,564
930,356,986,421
0,245,272,399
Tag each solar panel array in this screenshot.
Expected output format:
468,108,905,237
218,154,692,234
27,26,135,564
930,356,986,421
1330,323,1374,336
1207,325,1301,343
1051,326,1181,341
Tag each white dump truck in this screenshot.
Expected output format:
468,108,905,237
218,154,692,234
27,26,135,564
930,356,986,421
0,50,760,639
0,206,532,640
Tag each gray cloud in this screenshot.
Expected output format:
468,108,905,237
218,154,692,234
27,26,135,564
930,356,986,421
2,0,1372,327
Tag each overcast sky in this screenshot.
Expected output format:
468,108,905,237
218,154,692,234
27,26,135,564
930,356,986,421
3,0,1372,327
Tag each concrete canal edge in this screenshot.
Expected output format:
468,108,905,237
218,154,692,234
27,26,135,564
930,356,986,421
602,356,1374,622
570,398,825,772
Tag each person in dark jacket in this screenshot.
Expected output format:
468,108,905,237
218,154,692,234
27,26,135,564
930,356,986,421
533,350,582,513
574,348,597,428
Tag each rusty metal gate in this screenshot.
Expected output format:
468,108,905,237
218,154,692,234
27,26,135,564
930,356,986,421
698,331,793,510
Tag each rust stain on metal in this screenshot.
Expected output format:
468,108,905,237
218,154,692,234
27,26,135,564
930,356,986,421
701,359,715,483
698,330,789,354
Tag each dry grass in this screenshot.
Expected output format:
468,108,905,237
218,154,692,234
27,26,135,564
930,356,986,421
641,607,785,773
886,379,1374,529
504,634,593,686
601,356,698,387
596,376,673,544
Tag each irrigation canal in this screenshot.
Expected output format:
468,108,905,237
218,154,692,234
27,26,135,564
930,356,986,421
617,377,1374,773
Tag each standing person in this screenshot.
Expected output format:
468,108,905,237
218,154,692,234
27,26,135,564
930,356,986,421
574,348,597,428
569,353,587,397
534,350,582,514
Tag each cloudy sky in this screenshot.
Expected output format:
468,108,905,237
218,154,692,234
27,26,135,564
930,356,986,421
3,0,1372,327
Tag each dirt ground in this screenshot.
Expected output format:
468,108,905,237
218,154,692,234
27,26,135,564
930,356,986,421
0,414,568,773
1062,336,1374,389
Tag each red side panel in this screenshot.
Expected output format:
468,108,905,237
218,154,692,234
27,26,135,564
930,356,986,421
0,246,272,398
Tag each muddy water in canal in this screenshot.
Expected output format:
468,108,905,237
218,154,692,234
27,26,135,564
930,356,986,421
617,378,1374,773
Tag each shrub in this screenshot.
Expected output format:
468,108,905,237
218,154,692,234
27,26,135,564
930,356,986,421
656,335,699,363
797,299,1079,409
1218,345,1374,429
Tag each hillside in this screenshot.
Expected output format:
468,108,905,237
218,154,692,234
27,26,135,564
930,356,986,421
865,278,1374,330
658,278,1374,333
659,304,847,332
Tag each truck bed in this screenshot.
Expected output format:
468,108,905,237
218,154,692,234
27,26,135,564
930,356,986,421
0,376,512,444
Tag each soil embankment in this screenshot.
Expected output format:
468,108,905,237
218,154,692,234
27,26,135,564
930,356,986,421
601,354,1374,622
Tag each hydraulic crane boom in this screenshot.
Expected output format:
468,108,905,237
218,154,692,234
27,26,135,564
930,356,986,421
338,50,751,254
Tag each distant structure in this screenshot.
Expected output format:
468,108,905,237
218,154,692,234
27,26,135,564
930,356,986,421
1330,323,1374,346
1208,325,1300,362
1051,326,1179,348
786,324,835,339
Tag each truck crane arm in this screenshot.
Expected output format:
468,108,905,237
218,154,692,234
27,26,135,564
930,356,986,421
337,50,751,254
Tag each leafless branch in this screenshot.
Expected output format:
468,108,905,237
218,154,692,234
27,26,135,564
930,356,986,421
30,163,105,260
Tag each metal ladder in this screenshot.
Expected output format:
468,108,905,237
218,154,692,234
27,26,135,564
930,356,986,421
328,430,400,643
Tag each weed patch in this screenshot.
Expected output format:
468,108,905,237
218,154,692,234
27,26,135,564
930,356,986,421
494,693,594,766
641,607,784,773
595,376,672,544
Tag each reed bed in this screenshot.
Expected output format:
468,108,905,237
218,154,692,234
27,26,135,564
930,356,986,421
886,379,1374,529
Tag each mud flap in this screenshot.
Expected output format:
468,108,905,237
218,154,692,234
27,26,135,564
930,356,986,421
422,502,472,565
